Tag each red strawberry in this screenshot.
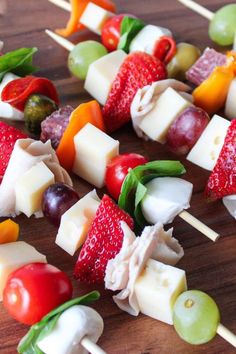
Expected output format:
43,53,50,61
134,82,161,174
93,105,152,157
205,119,236,200
0,122,28,183
74,194,134,283
102,52,166,133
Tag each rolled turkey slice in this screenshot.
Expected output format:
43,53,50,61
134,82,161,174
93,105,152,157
0,138,72,217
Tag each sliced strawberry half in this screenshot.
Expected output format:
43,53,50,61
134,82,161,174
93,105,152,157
205,119,236,200
74,194,134,283
102,52,167,133
0,122,28,183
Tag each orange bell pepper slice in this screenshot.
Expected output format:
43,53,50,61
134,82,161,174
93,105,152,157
0,219,19,244
57,0,116,37
193,66,234,116
56,100,105,170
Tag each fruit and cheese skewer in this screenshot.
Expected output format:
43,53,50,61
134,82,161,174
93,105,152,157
178,0,236,46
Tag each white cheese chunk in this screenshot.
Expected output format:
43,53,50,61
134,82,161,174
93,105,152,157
15,161,55,217
134,259,187,324
84,50,127,105
130,25,172,55
0,241,46,300
37,305,104,354
80,2,114,35
73,123,119,188
225,78,236,120
0,102,24,120
187,114,230,171
141,177,193,224
56,190,100,255
139,87,191,143
223,195,236,219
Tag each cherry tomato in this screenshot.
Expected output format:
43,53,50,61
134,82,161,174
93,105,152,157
3,263,72,325
101,14,126,51
105,153,148,200
153,36,177,65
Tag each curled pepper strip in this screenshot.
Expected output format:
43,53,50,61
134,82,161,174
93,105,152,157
1,76,59,111
153,36,177,65
56,0,116,37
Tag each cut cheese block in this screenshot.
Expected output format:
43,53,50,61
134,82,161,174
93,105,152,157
0,102,24,120
187,114,230,171
139,87,191,143
15,161,55,217
130,25,172,55
73,123,119,188
225,78,236,120
56,190,100,255
134,259,187,325
84,50,127,105
80,2,114,35
0,241,47,300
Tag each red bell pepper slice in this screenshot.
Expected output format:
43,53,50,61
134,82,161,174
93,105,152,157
153,36,177,65
1,76,59,111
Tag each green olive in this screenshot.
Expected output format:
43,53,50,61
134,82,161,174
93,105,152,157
24,94,58,135
167,43,201,80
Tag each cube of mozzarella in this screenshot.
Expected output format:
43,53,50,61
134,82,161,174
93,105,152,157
187,114,230,171
134,259,187,325
139,87,191,143
0,241,46,300
80,2,114,35
84,50,127,105
73,123,119,188
56,190,100,255
130,25,172,55
15,161,55,217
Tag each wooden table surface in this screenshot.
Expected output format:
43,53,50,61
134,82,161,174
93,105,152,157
0,0,236,353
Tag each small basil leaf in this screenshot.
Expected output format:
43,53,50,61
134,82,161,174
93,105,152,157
0,47,38,81
134,182,148,229
18,291,100,354
118,168,139,216
118,17,145,53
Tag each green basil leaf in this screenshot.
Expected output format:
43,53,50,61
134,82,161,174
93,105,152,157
134,182,148,230
0,47,38,81
18,291,100,354
118,160,186,224
118,17,145,53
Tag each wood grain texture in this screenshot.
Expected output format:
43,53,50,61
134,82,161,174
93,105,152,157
0,0,235,353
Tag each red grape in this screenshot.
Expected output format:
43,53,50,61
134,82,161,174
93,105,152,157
42,183,79,226
166,106,210,155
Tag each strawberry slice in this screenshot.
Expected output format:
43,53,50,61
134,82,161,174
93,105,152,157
74,195,134,283
0,122,28,183
103,52,166,133
205,119,236,200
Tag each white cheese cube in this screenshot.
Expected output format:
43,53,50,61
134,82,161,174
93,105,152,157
225,78,236,120
56,190,100,255
130,25,172,55
134,259,187,324
0,241,46,300
0,102,24,121
140,87,191,143
187,114,230,171
84,50,127,105
15,161,55,217
73,123,119,188
80,2,114,35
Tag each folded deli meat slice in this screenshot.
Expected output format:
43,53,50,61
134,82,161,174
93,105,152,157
0,139,72,217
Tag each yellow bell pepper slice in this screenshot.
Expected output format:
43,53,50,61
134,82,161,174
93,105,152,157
0,219,19,244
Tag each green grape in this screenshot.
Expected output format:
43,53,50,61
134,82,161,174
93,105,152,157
173,290,220,345
68,41,107,80
209,4,236,46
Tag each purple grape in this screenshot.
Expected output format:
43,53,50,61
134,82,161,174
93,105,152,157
42,183,79,226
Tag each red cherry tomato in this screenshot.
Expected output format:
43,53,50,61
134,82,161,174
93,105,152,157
153,36,177,64
105,153,148,200
3,263,72,325
101,14,126,51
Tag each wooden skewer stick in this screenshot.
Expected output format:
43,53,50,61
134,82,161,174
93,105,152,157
48,0,71,12
81,337,107,354
217,323,236,348
178,211,219,242
45,29,75,51
177,0,214,20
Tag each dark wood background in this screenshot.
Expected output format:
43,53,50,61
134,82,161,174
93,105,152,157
0,0,235,353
